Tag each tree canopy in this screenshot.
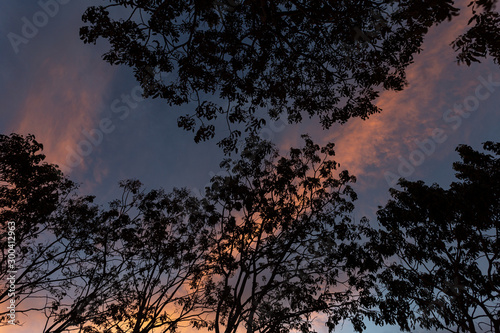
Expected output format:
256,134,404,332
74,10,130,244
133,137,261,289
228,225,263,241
0,133,76,322
1,133,381,333
80,0,499,152
196,135,380,332
0,133,132,332
371,141,500,332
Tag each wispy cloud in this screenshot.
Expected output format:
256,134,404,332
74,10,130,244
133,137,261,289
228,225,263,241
11,52,115,174
312,2,488,187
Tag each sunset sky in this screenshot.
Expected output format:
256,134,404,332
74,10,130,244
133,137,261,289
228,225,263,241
1,1,499,332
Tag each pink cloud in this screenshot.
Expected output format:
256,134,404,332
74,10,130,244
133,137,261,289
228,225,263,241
10,52,115,175
304,0,493,188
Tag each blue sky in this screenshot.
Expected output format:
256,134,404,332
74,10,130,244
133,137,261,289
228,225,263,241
1,1,499,332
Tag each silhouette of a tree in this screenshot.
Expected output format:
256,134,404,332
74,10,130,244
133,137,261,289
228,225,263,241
452,0,500,66
80,0,499,152
40,194,133,333
0,133,76,323
195,135,380,332
0,134,130,332
2,133,382,332
85,182,215,333
81,136,381,333
371,142,500,333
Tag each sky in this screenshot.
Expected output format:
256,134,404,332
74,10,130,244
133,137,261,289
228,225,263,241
0,1,499,332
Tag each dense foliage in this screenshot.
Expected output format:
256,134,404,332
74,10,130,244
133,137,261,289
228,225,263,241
372,142,500,333
79,0,500,152
1,133,380,333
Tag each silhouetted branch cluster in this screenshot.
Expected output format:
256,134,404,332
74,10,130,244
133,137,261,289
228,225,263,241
1,131,499,333
1,134,378,333
370,141,500,333
79,1,500,153
79,0,496,152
